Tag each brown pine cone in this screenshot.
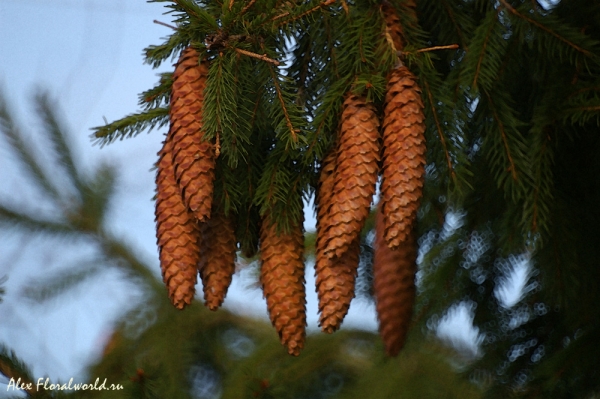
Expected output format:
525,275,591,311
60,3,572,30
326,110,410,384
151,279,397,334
198,209,237,311
170,47,215,222
381,66,426,249
323,93,380,260
382,1,405,52
260,215,306,356
373,206,417,356
315,150,360,333
155,136,200,309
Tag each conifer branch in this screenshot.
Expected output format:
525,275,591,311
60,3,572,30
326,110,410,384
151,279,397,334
0,101,63,201
440,0,467,48
473,9,499,90
36,91,83,193
498,0,593,58
267,65,298,143
91,107,169,146
423,80,455,181
0,344,38,396
275,0,336,27
484,91,518,181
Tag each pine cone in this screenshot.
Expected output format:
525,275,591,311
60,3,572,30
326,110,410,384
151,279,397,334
382,1,405,52
323,93,380,260
260,215,306,356
381,66,426,249
373,206,417,356
170,47,215,222
381,0,415,52
315,150,360,333
198,209,237,311
155,136,200,309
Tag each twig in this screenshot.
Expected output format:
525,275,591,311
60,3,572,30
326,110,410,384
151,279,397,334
275,0,336,26
234,48,280,66
240,0,257,15
416,44,459,53
153,20,177,30
229,0,234,11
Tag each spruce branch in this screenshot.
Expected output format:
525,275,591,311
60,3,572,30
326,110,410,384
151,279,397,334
0,204,79,237
422,80,455,182
35,91,83,194
275,0,336,27
22,263,102,303
484,91,518,182
498,0,595,59
267,64,298,144
0,93,62,201
91,107,169,146
170,0,219,30
0,344,45,397
139,73,173,110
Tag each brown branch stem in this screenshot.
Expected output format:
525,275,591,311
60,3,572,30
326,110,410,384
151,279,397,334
153,20,177,30
234,48,280,66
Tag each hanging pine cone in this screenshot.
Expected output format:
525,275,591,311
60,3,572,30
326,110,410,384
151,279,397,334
315,149,360,333
382,0,409,52
373,206,417,356
170,47,216,222
380,66,426,249
198,209,237,311
322,92,380,260
260,215,306,356
155,137,200,309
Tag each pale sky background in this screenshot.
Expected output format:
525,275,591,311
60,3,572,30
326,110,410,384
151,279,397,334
0,0,487,391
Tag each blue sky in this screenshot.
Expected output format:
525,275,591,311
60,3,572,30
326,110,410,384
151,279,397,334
0,0,385,385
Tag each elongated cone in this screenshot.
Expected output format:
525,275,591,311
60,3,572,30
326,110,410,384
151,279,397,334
315,150,360,333
323,93,380,260
382,1,405,52
155,137,200,309
373,206,417,356
381,66,426,249
260,215,306,356
170,47,215,222
198,209,237,310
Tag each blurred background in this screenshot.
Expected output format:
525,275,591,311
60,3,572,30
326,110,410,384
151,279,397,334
0,1,483,398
